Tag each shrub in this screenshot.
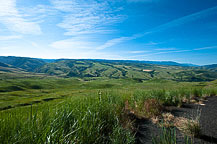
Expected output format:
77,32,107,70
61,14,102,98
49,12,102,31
143,98,163,118
192,88,203,98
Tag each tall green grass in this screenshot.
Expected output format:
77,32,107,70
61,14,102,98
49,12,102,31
0,78,217,143
152,127,193,144
0,91,134,144
152,127,177,144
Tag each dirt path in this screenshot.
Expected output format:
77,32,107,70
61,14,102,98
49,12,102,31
170,96,217,143
196,96,217,143
135,96,217,144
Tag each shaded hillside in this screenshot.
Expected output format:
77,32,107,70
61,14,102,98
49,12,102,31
0,62,10,68
201,64,217,71
0,62,24,73
0,56,45,72
203,64,217,68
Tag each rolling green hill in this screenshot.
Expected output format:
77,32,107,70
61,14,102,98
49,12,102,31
0,62,24,73
0,61,47,80
36,59,217,82
201,64,217,72
0,56,45,72
0,56,217,82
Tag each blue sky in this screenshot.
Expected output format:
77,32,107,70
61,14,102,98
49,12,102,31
0,0,217,65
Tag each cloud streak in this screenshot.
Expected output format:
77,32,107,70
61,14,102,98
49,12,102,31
130,45,217,58
155,48,177,51
127,50,149,54
98,5,217,49
50,37,98,50
127,0,158,3
194,46,217,50
0,35,22,41
96,37,134,50
148,6,217,33
0,0,42,35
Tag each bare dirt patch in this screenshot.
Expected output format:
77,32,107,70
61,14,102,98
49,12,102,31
142,69,153,72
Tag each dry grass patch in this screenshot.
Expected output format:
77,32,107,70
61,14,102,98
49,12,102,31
124,99,163,119
122,100,137,130
174,117,200,137
161,113,175,127
154,112,201,138
143,98,163,118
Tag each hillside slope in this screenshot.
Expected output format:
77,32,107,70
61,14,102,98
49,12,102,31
0,56,45,72
0,56,216,82
36,59,217,82
0,62,25,73
201,64,217,72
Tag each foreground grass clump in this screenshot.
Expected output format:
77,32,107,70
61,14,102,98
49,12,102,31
152,127,177,144
0,92,134,144
152,127,194,144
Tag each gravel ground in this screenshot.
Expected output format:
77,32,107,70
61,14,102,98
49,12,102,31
135,96,217,144
135,118,159,144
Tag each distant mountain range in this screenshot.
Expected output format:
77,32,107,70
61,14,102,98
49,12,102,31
202,64,217,69
0,56,216,82
0,56,208,69
87,59,199,67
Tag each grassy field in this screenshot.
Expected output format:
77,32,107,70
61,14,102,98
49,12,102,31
0,72,217,143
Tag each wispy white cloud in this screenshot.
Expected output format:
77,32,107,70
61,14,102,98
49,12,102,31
155,45,217,55
127,50,149,54
51,0,125,36
127,0,158,3
144,41,159,46
49,37,127,60
194,46,217,50
149,6,217,33
96,37,134,50
156,49,191,54
0,46,18,50
50,37,98,50
0,35,22,41
18,4,57,23
0,0,42,35
96,33,145,50
155,48,177,51
130,45,217,58
128,49,191,58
